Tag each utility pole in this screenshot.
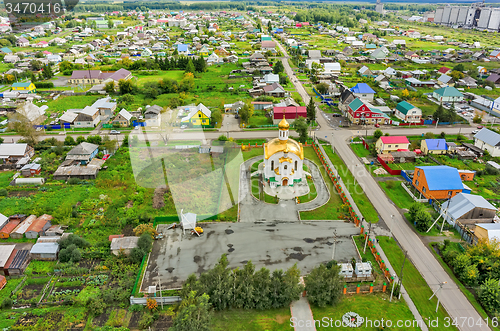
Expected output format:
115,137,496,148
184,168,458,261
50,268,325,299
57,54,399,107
429,281,447,313
440,193,452,233
435,118,439,129
398,250,407,300
390,273,397,302
363,220,371,254
158,277,163,310
331,230,337,260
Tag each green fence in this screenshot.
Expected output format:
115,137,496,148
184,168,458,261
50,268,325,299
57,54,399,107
102,124,113,128
131,254,148,296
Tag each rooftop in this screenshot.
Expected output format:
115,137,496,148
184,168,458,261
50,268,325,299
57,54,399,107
417,166,463,191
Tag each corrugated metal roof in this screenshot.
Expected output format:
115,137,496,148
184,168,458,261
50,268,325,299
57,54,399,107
6,249,29,269
474,128,500,147
417,166,462,191
110,236,139,251
30,242,59,254
26,214,52,234
442,193,496,220
11,215,37,236
0,245,16,268
424,139,448,150
350,83,375,94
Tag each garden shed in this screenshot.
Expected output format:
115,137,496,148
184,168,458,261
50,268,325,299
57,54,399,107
355,262,372,277
30,242,59,260
0,213,8,231
338,263,353,278
10,214,37,239
0,245,16,275
110,236,139,256
25,214,53,239
3,249,30,276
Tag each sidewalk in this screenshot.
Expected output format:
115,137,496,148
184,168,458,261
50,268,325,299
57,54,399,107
290,296,316,331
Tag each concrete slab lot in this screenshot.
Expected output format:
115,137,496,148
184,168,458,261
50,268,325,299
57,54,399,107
141,221,359,290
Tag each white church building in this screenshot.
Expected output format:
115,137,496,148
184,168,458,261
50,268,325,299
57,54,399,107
263,116,304,188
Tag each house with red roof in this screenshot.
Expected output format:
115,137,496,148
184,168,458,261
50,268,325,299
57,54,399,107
438,67,451,75
34,41,49,48
273,106,306,125
375,136,410,154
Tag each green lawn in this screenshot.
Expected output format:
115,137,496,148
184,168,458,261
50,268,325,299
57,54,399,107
242,147,264,161
323,146,378,223
43,95,102,114
378,180,415,210
135,70,185,87
298,169,317,204
350,143,370,158
211,308,293,331
353,235,382,275
0,171,14,188
311,294,420,330
300,147,344,220
378,236,458,331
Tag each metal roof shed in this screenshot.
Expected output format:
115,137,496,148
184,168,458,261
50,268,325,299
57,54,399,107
4,249,30,276
0,245,16,269
110,236,139,256
10,214,37,239
25,214,53,239
0,213,8,231
30,242,59,260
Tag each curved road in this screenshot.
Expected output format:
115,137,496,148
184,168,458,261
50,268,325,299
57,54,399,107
275,40,488,331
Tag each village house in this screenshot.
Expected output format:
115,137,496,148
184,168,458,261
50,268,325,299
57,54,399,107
68,68,132,84
421,139,448,155
66,142,99,165
412,166,464,200
375,136,410,154
181,103,211,126
441,193,497,226
394,101,422,123
144,105,162,127
0,143,34,166
474,128,500,157
112,109,133,127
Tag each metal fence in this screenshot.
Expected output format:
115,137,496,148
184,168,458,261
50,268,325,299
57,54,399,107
130,296,182,305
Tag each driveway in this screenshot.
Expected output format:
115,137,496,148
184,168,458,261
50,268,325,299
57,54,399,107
51,76,69,87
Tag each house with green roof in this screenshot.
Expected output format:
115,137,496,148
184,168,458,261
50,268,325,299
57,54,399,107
432,86,463,103
395,101,422,123
12,82,36,93
347,98,392,125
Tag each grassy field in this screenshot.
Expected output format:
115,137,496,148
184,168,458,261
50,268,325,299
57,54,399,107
378,236,458,331
42,95,102,114
311,293,421,330
350,143,370,158
300,147,344,220
211,308,293,331
378,180,415,210
323,146,379,223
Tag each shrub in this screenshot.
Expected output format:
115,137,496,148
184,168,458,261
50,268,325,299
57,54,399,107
67,178,80,185
0,189,7,197
34,82,54,88
1,298,12,309
138,313,155,329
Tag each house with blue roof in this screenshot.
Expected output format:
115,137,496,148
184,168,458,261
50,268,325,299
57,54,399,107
421,139,448,155
412,166,463,200
177,44,189,56
0,47,12,54
350,83,376,101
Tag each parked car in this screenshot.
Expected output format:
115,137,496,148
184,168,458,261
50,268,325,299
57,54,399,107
472,129,479,134
477,125,484,129
58,131,66,135
110,130,120,134
102,154,110,161
180,125,187,129
374,123,380,128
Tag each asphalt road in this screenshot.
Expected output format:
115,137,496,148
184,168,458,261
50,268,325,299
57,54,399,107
275,38,488,330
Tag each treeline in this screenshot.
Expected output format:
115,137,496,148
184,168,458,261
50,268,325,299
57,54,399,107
180,255,303,311
73,1,250,13
294,5,383,27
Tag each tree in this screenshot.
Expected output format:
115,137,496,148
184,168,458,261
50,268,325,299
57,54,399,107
305,263,344,307
118,79,133,95
64,136,76,146
104,81,115,94
414,210,432,232
273,60,284,74
43,65,54,80
424,132,435,139
433,103,447,122
294,117,308,143
479,278,500,313
76,136,86,144
133,223,157,238
8,112,39,147
103,138,117,154
401,89,410,99
306,98,316,123
239,102,254,125
179,73,195,92
450,70,464,81
86,135,102,145
473,113,483,124
171,292,212,331
185,59,195,74
210,109,222,127
316,82,329,95
373,129,383,140
453,64,465,72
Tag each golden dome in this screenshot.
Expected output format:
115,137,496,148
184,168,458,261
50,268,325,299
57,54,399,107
264,137,304,160
278,115,289,130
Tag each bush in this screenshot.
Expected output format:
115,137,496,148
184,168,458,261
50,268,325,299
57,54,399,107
1,298,12,309
34,82,54,88
67,178,80,185
138,313,155,329
0,189,7,197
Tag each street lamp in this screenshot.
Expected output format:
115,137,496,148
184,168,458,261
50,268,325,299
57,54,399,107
390,273,397,302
